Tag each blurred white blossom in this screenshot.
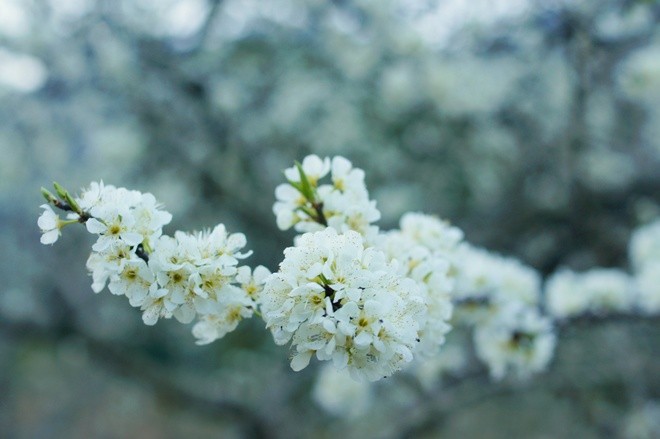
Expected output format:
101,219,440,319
545,268,635,319
474,304,556,380
313,363,373,417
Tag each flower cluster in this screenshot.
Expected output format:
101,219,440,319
545,268,635,319
273,155,380,240
451,243,541,322
542,221,660,320
375,213,461,356
38,182,268,344
261,228,427,381
270,156,557,382
447,243,555,379
43,155,660,389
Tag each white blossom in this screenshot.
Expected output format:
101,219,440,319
398,212,464,255
375,228,454,357
273,155,381,240
144,225,251,326
545,268,635,319
192,285,255,344
85,244,136,293
37,204,61,245
544,270,590,319
284,154,330,184
261,228,427,381
236,265,271,303
452,243,541,324
474,304,555,380
54,181,259,340
81,185,172,252
86,205,144,252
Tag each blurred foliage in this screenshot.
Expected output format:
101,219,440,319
2,0,660,437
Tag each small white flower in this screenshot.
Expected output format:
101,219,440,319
544,270,589,319
38,204,61,245
86,205,144,252
284,154,330,184
474,304,556,380
192,285,255,345
108,258,157,306
236,265,271,303
85,244,135,293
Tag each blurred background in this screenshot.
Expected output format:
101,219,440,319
2,0,660,437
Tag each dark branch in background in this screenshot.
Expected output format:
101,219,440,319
0,288,272,439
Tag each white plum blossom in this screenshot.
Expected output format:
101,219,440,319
37,204,61,245
284,154,330,184
261,228,427,381
273,155,381,240
39,159,660,387
375,227,455,357
545,268,635,319
544,270,590,319
236,265,271,303
41,181,260,343
192,285,255,344
86,244,136,293
474,304,556,380
81,185,172,252
86,205,145,252
452,243,541,325
398,212,464,256
142,225,251,326
108,257,157,306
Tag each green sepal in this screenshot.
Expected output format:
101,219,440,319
285,178,303,193
52,182,68,200
41,187,58,204
295,161,315,202
53,181,82,214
